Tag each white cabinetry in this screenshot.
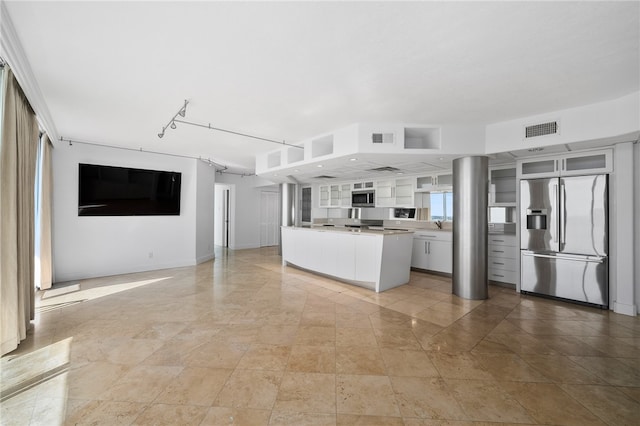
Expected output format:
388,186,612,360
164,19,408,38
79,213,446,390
518,149,612,179
341,184,352,207
376,180,395,207
416,172,453,191
488,234,518,284
411,231,452,274
489,166,517,206
353,181,374,190
330,184,341,207
394,178,415,206
319,183,353,208
319,185,330,207
375,178,415,207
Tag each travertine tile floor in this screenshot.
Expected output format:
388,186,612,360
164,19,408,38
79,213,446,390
1,246,639,425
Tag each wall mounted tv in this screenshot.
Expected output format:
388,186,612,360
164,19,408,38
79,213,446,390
78,163,181,216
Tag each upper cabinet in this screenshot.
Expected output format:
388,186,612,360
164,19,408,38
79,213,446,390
375,178,415,207
489,166,517,206
415,172,453,192
320,183,352,208
319,185,330,207
353,181,375,190
518,149,612,179
341,184,352,207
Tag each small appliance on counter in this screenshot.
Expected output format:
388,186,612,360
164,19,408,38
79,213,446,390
392,208,416,219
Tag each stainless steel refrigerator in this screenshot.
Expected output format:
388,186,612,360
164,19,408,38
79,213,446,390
520,175,608,307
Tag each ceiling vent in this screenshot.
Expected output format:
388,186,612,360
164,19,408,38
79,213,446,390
314,175,336,179
368,166,401,172
372,133,394,144
524,121,559,139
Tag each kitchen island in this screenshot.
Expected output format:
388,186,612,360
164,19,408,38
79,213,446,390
281,226,414,292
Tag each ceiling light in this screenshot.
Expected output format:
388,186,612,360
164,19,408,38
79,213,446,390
349,158,357,161
294,169,300,172
157,99,188,138
396,172,404,175
317,164,323,168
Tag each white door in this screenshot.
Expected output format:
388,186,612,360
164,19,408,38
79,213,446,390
260,191,280,247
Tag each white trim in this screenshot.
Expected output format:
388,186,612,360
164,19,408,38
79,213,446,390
0,1,59,142
613,302,637,317
196,254,215,264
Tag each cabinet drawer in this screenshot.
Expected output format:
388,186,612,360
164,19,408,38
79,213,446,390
488,235,517,246
488,268,517,284
488,257,517,271
488,245,518,259
414,231,452,242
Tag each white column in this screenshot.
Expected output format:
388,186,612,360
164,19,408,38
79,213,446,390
612,142,636,316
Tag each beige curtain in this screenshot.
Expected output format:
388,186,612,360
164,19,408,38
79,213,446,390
0,68,39,355
38,134,53,290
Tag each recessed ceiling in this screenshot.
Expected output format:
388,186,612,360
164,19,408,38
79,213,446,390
3,1,639,173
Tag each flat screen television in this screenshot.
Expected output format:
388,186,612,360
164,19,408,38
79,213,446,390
78,163,181,216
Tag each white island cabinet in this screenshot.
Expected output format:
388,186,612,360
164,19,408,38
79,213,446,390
281,226,414,292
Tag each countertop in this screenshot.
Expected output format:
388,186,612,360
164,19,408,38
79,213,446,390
286,225,414,236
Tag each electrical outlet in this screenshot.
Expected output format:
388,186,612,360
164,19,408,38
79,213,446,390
148,252,153,259
396,221,401,225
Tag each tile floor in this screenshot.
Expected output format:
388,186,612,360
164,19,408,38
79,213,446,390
1,246,639,425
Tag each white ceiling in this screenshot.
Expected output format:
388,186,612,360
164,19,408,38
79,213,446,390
3,1,639,174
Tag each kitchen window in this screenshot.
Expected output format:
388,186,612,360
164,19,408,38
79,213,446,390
430,191,453,221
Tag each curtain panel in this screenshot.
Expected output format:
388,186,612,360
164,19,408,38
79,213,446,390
0,67,39,356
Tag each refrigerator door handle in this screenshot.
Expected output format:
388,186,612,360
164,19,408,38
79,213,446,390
521,252,605,263
560,184,566,247
553,184,558,243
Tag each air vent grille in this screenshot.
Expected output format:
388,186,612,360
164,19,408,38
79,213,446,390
314,175,336,179
368,166,401,172
372,133,394,144
525,121,558,138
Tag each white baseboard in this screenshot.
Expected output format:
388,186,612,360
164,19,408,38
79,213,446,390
613,301,638,316
196,254,215,264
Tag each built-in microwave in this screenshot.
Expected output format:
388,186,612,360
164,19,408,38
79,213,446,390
393,208,416,219
352,190,375,207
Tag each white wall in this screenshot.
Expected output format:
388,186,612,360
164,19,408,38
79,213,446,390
485,92,640,153
195,161,216,263
635,142,640,310
52,143,199,282
215,174,279,250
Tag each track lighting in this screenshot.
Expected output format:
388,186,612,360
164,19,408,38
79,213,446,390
157,99,188,138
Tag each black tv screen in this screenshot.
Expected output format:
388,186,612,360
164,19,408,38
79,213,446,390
78,163,181,216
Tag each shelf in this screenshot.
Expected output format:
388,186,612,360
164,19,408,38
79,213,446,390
311,135,334,158
404,127,440,149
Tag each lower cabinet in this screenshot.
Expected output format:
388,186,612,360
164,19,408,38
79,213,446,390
488,234,518,284
411,231,452,274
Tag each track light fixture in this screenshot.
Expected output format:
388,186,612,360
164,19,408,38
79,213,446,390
157,99,188,139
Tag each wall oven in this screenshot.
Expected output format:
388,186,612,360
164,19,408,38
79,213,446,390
352,190,375,207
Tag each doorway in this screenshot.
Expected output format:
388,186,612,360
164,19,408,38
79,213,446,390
260,191,280,247
214,183,233,248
